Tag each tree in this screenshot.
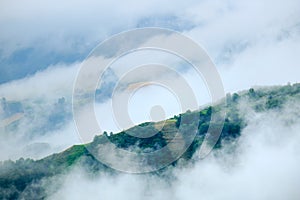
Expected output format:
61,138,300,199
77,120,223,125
248,88,256,98
232,93,240,102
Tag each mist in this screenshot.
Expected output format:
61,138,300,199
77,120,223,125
0,48,212,160
1,0,300,198
43,99,300,200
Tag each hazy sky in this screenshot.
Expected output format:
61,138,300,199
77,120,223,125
1,2,300,199
0,0,300,160
0,0,300,88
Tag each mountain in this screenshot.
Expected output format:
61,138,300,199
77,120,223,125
0,83,299,199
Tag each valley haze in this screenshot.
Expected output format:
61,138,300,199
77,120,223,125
1,0,300,199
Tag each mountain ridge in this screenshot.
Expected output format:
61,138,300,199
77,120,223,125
0,83,300,199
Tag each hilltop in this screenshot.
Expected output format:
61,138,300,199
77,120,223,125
0,83,300,199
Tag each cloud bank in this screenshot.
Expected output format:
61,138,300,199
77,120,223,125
47,100,300,200
1,0,300,86
0,3,300,199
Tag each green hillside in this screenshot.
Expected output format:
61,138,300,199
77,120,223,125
0,83,299,199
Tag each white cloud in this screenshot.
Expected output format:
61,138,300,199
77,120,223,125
47,101,300,200
220,33,300,92
0,2,299,198
1,0,300,90
0,63,81,160
182,0,300,92
0,63,80,101
0,0,194,57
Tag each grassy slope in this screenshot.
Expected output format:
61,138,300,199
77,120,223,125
0,83,299,199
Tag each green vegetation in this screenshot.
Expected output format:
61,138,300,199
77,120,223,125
0,83,299,199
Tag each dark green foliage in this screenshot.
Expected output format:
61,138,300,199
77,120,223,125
221,120,242,138
180,135,204,160
265,95,284,109
175,114,181,128
1,83,299,199
232,93,240,102
108,130,167,151
248,88,256,98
